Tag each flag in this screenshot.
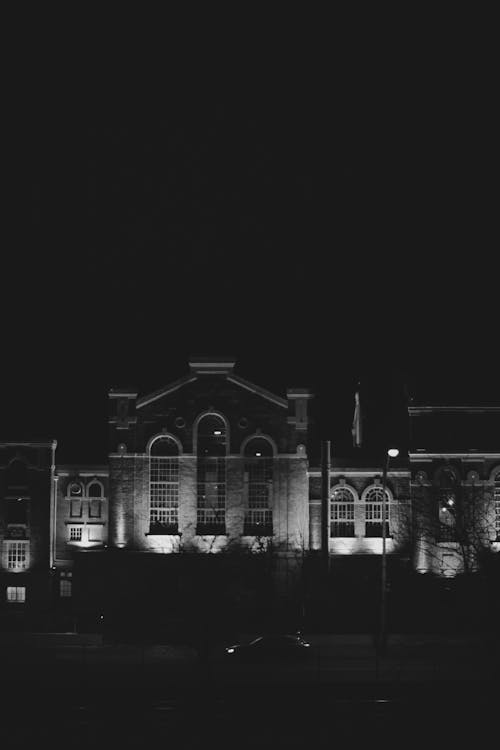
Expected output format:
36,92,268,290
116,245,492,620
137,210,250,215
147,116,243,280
351,386,362,448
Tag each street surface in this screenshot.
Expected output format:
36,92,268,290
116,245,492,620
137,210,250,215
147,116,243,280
1,633,497,749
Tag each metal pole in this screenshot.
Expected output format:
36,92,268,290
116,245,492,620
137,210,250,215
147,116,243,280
321,440,331,572
379,454,389,655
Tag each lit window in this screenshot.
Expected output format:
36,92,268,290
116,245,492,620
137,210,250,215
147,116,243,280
69,526,83,542
60,571,72,598
70,499,82,518
196,415,226,535
88,526,103,543
243,437,273,536
330,486,355,537
364,487,390,538
437,469,458,542
7,586,26,603
6,541,29,570
68,481,83,518
149,437,179,534
88,482,104,518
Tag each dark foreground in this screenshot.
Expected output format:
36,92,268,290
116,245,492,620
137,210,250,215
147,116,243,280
4,680,496,750
2,633,498,749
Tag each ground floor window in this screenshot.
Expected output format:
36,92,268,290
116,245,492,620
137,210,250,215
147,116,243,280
6,586,26,603
60,571,72,597
68,526,83,542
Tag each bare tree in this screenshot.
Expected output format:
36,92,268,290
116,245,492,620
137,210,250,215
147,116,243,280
408,468,497,577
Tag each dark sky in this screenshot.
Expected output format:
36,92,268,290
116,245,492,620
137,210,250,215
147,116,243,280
3,29,497,463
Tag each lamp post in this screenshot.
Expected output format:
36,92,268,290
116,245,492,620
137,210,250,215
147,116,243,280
377,447,399,671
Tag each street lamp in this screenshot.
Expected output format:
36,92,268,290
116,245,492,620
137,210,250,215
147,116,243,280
377,447,399,670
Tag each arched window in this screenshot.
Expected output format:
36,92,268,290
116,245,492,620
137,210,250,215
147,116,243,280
196,414,226,535
364,486,390,538
149,436,179,534
68,481,83,518
330,485,355,537
243,437,274,536
87,482,104,519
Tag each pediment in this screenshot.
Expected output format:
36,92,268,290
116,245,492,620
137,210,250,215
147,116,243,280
136,363,287,411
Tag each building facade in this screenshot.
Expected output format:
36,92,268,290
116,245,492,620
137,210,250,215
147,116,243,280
1,357,499,632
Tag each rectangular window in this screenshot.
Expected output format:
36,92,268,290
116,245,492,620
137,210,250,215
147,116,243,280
244,459,273,535
70,499,82,518
7,586,26,603
197,458,225,509
438,502,457,542
59,571,72,598
88,526,102,543
196,458,225,534
246,459,273,508
60,580,72,597
89,499,102,518
197,508,226,533
69,526,83,542
330,504,355,537
365,504,389,538
7,541,29,570
150,457,179,533
244,508,273,535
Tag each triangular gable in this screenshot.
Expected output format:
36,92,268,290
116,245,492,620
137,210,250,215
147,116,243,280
136,374,198,409
226,374,287,408
136,372,288,410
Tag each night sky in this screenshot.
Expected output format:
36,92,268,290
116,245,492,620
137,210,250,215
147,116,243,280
3,30,497,463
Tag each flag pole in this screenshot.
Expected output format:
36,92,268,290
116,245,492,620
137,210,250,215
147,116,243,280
351,381,362,449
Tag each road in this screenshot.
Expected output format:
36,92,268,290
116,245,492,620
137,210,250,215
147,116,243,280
1,633,497,748
3,680,495,749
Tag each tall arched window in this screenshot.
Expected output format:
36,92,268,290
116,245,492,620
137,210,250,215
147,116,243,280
243,437,273,536
494,472,500,541
149,436,179,534
330,485,355,537
196,414,226,535
68,481,83,518
364,486,390,538
87,481,104,519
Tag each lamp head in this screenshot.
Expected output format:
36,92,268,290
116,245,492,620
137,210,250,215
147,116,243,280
387,448,399,458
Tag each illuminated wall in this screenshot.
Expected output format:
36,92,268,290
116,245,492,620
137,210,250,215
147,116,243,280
0,441,54,623
308,469,411,556
54,467,109,562
106,358,312,594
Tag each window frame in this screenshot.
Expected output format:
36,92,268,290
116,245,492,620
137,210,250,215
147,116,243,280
6,585,26,603
362,484,392,538
148,435,180,535
330,485,356,538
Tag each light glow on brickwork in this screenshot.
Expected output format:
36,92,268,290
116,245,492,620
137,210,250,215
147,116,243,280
329,537,396,555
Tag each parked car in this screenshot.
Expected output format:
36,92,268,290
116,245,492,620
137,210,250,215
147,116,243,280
224,634,312,662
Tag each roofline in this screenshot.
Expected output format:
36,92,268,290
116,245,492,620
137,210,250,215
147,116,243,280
226,375,288,408
409,452,500,459
135,373,288,411
308,468,410,477
409,406,500,414
57,465,109,476
136,375,198,408
0,440,58,449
